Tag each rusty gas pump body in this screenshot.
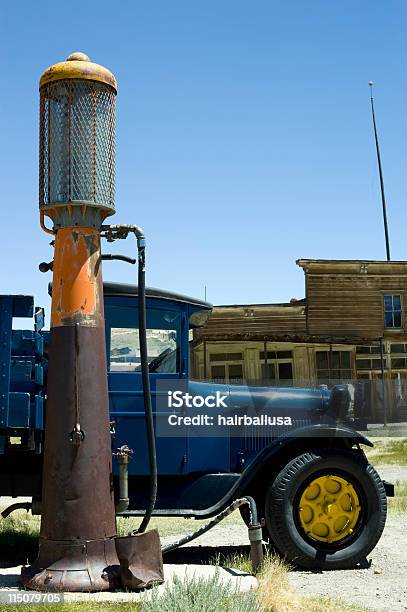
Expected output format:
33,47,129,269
22,53,129,591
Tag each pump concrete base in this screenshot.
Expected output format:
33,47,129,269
20,537,120,592
5,564,258,600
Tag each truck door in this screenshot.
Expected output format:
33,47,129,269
105,296,188,476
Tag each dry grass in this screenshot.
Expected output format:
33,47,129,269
2,605,141,612
364,437,407,465
388,480,407,513
256,554,369,611
363,437,407,513
257,560,369,611
117,511,242,538
209,550,368,612
0,507,40,564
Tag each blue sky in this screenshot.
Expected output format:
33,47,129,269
1,1,407,318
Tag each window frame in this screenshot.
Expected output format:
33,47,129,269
258,350,294,386
110,326,178,373
210,360,244,383
105,296,184,378
383,292,404,331
315,349,353,382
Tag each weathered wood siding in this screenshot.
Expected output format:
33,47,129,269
194,302,306,342
297,260,407,340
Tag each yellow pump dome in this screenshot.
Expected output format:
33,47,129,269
39,52,117,92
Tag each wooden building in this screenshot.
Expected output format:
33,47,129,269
192,260,407,421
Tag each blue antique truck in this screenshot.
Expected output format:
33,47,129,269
0,283,391,570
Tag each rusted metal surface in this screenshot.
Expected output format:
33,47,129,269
248,524,264,572
51,228,103,327
20,320,121,591
114,445,133,513
21,538,120,592
39,53,117,91
115,530,164,590
39,325,115,541
23,221,120,590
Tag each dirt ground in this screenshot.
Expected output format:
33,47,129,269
288,513,407,612
159,510,407,612
160,464,407,612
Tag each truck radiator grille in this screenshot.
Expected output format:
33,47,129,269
243,418,312,452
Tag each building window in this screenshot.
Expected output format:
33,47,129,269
228,364,244,381
278,362,293,384
356,345,381,355
259,351,293,386
356,345,387,373
390,343,407,354
356,358,384,371
260,350,293,360
391,357,407,369
210,352,243,362
210,363,243,382
315,350,352,381
390,343,407,370
384,295,402,329
211,364,226,381
260,362,275,381
209,353,243,383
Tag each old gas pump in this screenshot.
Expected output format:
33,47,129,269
22,53,162,592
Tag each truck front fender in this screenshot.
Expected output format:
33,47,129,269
166,424,373,519
223,424,373,507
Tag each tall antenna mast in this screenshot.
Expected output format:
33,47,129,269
368,81,391,261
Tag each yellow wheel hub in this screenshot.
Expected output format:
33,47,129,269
298,475,361,543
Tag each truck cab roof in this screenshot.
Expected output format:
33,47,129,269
103,282,212,311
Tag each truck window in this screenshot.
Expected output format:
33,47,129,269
110,327,178,372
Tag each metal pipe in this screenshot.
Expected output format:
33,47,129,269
133,231,157,534
248,526,263,572
100,223,157,534
39,211,55,236
101,254,136,265
203,340,207,379
369,81,391,261
1,502,32,519
114,445,133,513
263,339,268,383
161,496,263,573
380,338,388,426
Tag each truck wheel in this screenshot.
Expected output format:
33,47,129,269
265,449,387,570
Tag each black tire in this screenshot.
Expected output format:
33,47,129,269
265,449,387,570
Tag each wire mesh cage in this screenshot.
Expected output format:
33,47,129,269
39,79,116,214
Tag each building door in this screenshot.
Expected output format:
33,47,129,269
278,362,293,386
